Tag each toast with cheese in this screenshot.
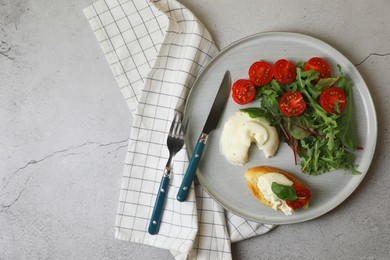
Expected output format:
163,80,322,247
245,166,309,211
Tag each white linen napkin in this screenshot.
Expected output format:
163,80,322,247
84,0,275,259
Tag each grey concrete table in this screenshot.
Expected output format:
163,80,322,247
1,0,389,259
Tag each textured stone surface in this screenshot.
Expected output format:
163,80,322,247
1,0,389,259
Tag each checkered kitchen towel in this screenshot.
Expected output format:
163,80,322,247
84,0,275,259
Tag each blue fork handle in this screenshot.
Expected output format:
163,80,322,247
148,171,171,235
177,133,208,202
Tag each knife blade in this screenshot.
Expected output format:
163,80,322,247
177,70,231,202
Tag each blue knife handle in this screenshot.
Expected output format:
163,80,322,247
148,172,171,235
177,133,208,202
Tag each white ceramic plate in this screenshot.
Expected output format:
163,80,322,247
184,32,377,224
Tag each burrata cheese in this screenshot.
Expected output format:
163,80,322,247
220,111,279,166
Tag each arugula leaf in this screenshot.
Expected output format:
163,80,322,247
271,182,298,201
270,79,284,95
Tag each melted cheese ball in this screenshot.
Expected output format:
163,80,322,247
220,112,279,166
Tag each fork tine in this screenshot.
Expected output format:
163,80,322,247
175,120,183,137
182,115,189,136
172,112,184,137
169,112,179,135
174,117,186,138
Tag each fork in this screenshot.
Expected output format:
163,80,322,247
148,112,187,235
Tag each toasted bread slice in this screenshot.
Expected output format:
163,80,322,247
245,166,307,210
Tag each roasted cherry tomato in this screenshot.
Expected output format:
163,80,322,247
319,87,346,113
279,91,306,117
248,61,273,86
273,59,297,84
304,57,331,81
231,79,256,105
286,186,311,210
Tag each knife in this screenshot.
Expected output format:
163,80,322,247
177,70,231,202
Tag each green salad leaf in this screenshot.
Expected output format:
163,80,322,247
335,66,357,151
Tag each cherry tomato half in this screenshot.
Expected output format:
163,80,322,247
231,79,256,105
286,199,306,210
319,87,346,113
279,91,306,117
273,59,297,84
248,61,273,86
286,186,311,210
304,57,331,81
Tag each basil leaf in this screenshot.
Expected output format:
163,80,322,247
271,182,298,201
239,107,265,118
